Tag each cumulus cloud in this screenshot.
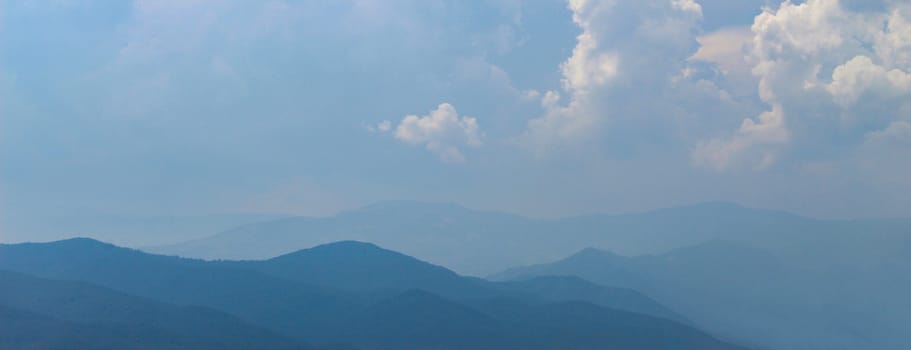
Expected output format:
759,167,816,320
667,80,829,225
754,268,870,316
693,105,789,171
827,55,911,108
672,0,703,15
392,103,482,163
522,0,712,154
517,0,911,181
694,0,911,171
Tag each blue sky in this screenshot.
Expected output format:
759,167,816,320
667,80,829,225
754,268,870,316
2,0,910,240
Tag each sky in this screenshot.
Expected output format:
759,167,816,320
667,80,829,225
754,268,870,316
2,0,911,242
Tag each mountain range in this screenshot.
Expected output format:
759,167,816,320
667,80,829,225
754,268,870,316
149,201,911,276
493,240,911,350
2,212,287,247
0,270,305,350
0,238,741,350
5,201,908,349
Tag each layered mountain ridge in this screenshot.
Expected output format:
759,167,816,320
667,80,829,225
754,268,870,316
0,237,740,350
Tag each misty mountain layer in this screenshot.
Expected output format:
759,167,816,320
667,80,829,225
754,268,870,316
149,201,911,350
150,201,911,276
0,238,742,350
493,240,911,350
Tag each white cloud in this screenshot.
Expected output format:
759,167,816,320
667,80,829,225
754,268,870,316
689,26,761,99
393,103,482,163
693,105,789,171
827,55,911,108
672,0,703,15
518,0,911,179
690,27,754,75
560,29,619,94
540,90,560,109
522,0,708,154
694,0,911,171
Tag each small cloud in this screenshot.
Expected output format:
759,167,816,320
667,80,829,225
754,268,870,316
368,120,392,133
671,0,702,16
392,103,482,163
522,89,541,100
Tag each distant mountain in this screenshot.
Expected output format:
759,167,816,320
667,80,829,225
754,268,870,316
149,200,911,275
222,240,683,322
0,238,741,350
2,212,286,247
493,240,911,350
151,201,541,275
0,270,306,350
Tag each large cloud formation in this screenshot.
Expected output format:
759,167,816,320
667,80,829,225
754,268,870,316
522,0,735,155
694,0,911,171
524,0,911,179
4,0,911,225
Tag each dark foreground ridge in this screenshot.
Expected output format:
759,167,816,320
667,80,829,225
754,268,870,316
0,238,745,350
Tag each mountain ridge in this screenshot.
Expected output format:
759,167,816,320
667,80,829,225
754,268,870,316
0,269,307,350
148,200,911,275
492,240,911,350
0,237,739,350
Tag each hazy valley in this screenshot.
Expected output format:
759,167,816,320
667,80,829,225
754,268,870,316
2,202,909,349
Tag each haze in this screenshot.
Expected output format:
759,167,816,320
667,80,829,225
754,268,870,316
3,0,911,245
1,1,910,350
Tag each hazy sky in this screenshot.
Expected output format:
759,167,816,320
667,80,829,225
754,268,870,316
2,0,910,229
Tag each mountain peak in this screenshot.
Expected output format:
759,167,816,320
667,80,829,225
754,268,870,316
53,237,112,246
252,240,492,297
688,201,745,209
311,240,382,251
651,201,747,215
342,200,472,216
270,240,394,262
570,247,621,261
0,237,118,251
647,201,804,221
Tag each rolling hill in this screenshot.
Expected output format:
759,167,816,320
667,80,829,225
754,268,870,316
0,238,363,343
0,270,306,350
221,240,684,322
0,238,742,350
493,240,911,350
